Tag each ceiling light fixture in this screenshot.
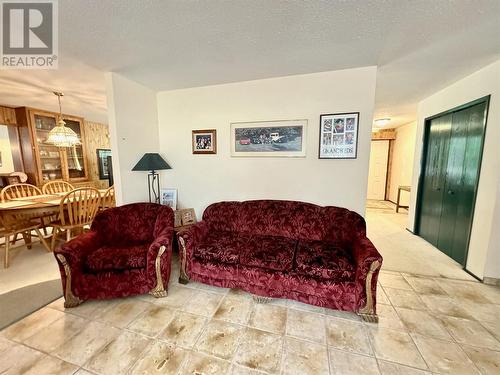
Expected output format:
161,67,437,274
374,118,391,127
46,91,81,147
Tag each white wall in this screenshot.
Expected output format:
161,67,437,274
408,59,500,279
157,67,377,219
0,125,14,173
388,122,416,206
105,73,161,204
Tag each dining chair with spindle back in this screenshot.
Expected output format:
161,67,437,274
51,187,102,250
42,180,74,195
100,186,115,211
1,183,42,202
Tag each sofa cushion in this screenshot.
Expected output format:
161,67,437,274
239,235,297,272
194,231,241,264
295,240,355,282
86,244,148,272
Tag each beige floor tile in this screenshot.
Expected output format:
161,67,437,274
329,349,379,375
21,354,79,375
481,320,500,341
0,343,43,373
378,273,412,290
324,308,363,321
184,280,230,294
95,299,151,328
24,313,87,353
439,315,500,350
459,299,500,323
180,290,224,317
384,288,425,310
128,304,176,337
0,337,12,356
234,327,282,373
63,299,118,319
287,299,325,314
213,294,254,325
461,344,500,375
377,360,430,374
85,330,151,375
411,334,480,374
1,307,64,342
419,294,474,320
282,337,329,375
140,285,198,308
286,309,325,343
403,275,446,295
230,364,269,374
178,351,230,375
74,369,95,375
366,304,406,331
129,340,187,374
367,327,427,370
159,311,207,348
326,316,372,355
438,279,491,304
395,307,451,340
248,303,287,335
377,286,391,304
195,320,243,360
52,320,120,366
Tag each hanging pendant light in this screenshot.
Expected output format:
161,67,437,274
46,91,81,147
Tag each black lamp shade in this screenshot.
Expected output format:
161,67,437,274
132,153,171,172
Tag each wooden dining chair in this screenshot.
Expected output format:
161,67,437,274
42,180,74,195
51,187,102,250
1,183,42,202
1,216,50,268
100,186,115,211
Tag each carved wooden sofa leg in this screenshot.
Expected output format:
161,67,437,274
357,260,381,323
56,254,83,308
178,237,190,285
150,245,168,298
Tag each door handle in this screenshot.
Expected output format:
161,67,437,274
447,190,455,195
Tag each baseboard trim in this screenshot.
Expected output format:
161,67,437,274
483,277,500,286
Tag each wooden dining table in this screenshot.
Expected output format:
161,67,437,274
0,189,108,251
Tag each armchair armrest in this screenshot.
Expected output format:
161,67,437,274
177,221,209,283
54,231,103,271
351,235,382,320
147,230,174,297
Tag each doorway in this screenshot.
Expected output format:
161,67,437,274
415,96,489,267
367,140,389,200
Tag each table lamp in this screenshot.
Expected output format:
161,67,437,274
132,153,171,203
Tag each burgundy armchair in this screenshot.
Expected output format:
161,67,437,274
54,203,174,308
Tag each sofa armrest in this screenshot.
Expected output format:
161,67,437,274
351,236,382,318
147,230,174,296
177,221,209,282
54,231,103,271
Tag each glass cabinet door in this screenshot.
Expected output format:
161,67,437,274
33,114,64,182
64,119,86,179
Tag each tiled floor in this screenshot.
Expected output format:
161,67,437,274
1,204,500,374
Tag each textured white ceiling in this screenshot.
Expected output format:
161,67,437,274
1,0,500,127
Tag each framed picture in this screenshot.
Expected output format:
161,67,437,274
192,129,217,154
160,188,178,210
174,210,182,227
319,112,359,159
230,119,307,157
180,208,197,225
96,149,112,179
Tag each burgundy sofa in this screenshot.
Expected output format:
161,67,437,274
178,200,383,321
54,203,174,308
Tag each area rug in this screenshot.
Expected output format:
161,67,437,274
366,199,396,211
0,279,62,330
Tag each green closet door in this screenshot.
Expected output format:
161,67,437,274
419,114,451,247
447,102,487,264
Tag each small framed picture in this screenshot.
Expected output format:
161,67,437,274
96,149,112,179
192,129,217,154
160,188,178,210
180,208,197,225
174,210,183,227
319,112,359,159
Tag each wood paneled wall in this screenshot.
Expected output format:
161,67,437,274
84,120,110,189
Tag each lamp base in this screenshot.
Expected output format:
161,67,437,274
148,171,160,203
